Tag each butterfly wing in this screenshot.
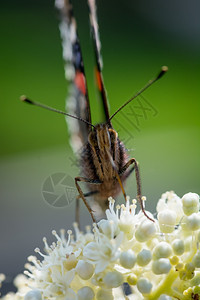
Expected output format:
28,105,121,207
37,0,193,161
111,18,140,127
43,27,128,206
87,0,111,126
55,0,92,154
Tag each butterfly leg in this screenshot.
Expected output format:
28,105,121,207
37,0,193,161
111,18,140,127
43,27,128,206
76,190,99,225
120,158,154,222
75,177,101,224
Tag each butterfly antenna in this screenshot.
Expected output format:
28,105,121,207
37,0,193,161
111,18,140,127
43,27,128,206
108,66,168,122
20,95,95,129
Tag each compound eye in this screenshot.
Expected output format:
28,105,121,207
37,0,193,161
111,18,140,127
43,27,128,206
108,128,118,142
88,131,98,147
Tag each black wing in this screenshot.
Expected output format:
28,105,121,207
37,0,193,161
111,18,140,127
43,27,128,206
55,0,92,153
87,0,111,126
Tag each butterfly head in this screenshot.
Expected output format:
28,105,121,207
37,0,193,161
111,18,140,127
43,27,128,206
88,123,118,154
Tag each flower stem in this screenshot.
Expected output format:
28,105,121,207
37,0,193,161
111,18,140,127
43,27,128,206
148,269,179,299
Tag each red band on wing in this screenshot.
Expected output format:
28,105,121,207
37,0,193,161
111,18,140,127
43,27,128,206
95,69,102,91
75,71,86,95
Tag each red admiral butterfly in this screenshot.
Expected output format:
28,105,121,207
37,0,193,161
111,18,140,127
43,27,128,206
21,0,167,224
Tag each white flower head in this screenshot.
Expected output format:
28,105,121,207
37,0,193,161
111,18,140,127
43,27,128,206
83,223,123,273
2,192,200,300
182,192,199,216
24,229,80,299
156,191,183,223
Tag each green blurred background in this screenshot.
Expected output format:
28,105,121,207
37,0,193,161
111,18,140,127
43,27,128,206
0,0,199,294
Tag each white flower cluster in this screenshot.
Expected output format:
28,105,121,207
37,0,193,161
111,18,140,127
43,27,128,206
1,192,200,300
0,274,30,300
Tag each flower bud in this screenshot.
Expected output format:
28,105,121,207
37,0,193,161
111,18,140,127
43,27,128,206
176,263,184,271
137,278,152,294
76,260,94,280
152,258,171,274
170,256,179,265
24,290,42,300
182,193,199,216
179,270,187,280
187,271,195,280
77,286,95,300
135,219,156,242
137,249,152,266
153,242,172,259
120,250,136,269
98,219,117,238
127,274,137,285
158,209,176,233
185,262,195,272
103,271,123,288
172,239,185,256
181,214,200,231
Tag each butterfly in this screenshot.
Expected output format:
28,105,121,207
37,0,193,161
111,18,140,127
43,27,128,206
21,0,167,224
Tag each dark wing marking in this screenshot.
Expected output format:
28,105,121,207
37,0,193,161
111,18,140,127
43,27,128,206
87,0,111,126
55,0,92,153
